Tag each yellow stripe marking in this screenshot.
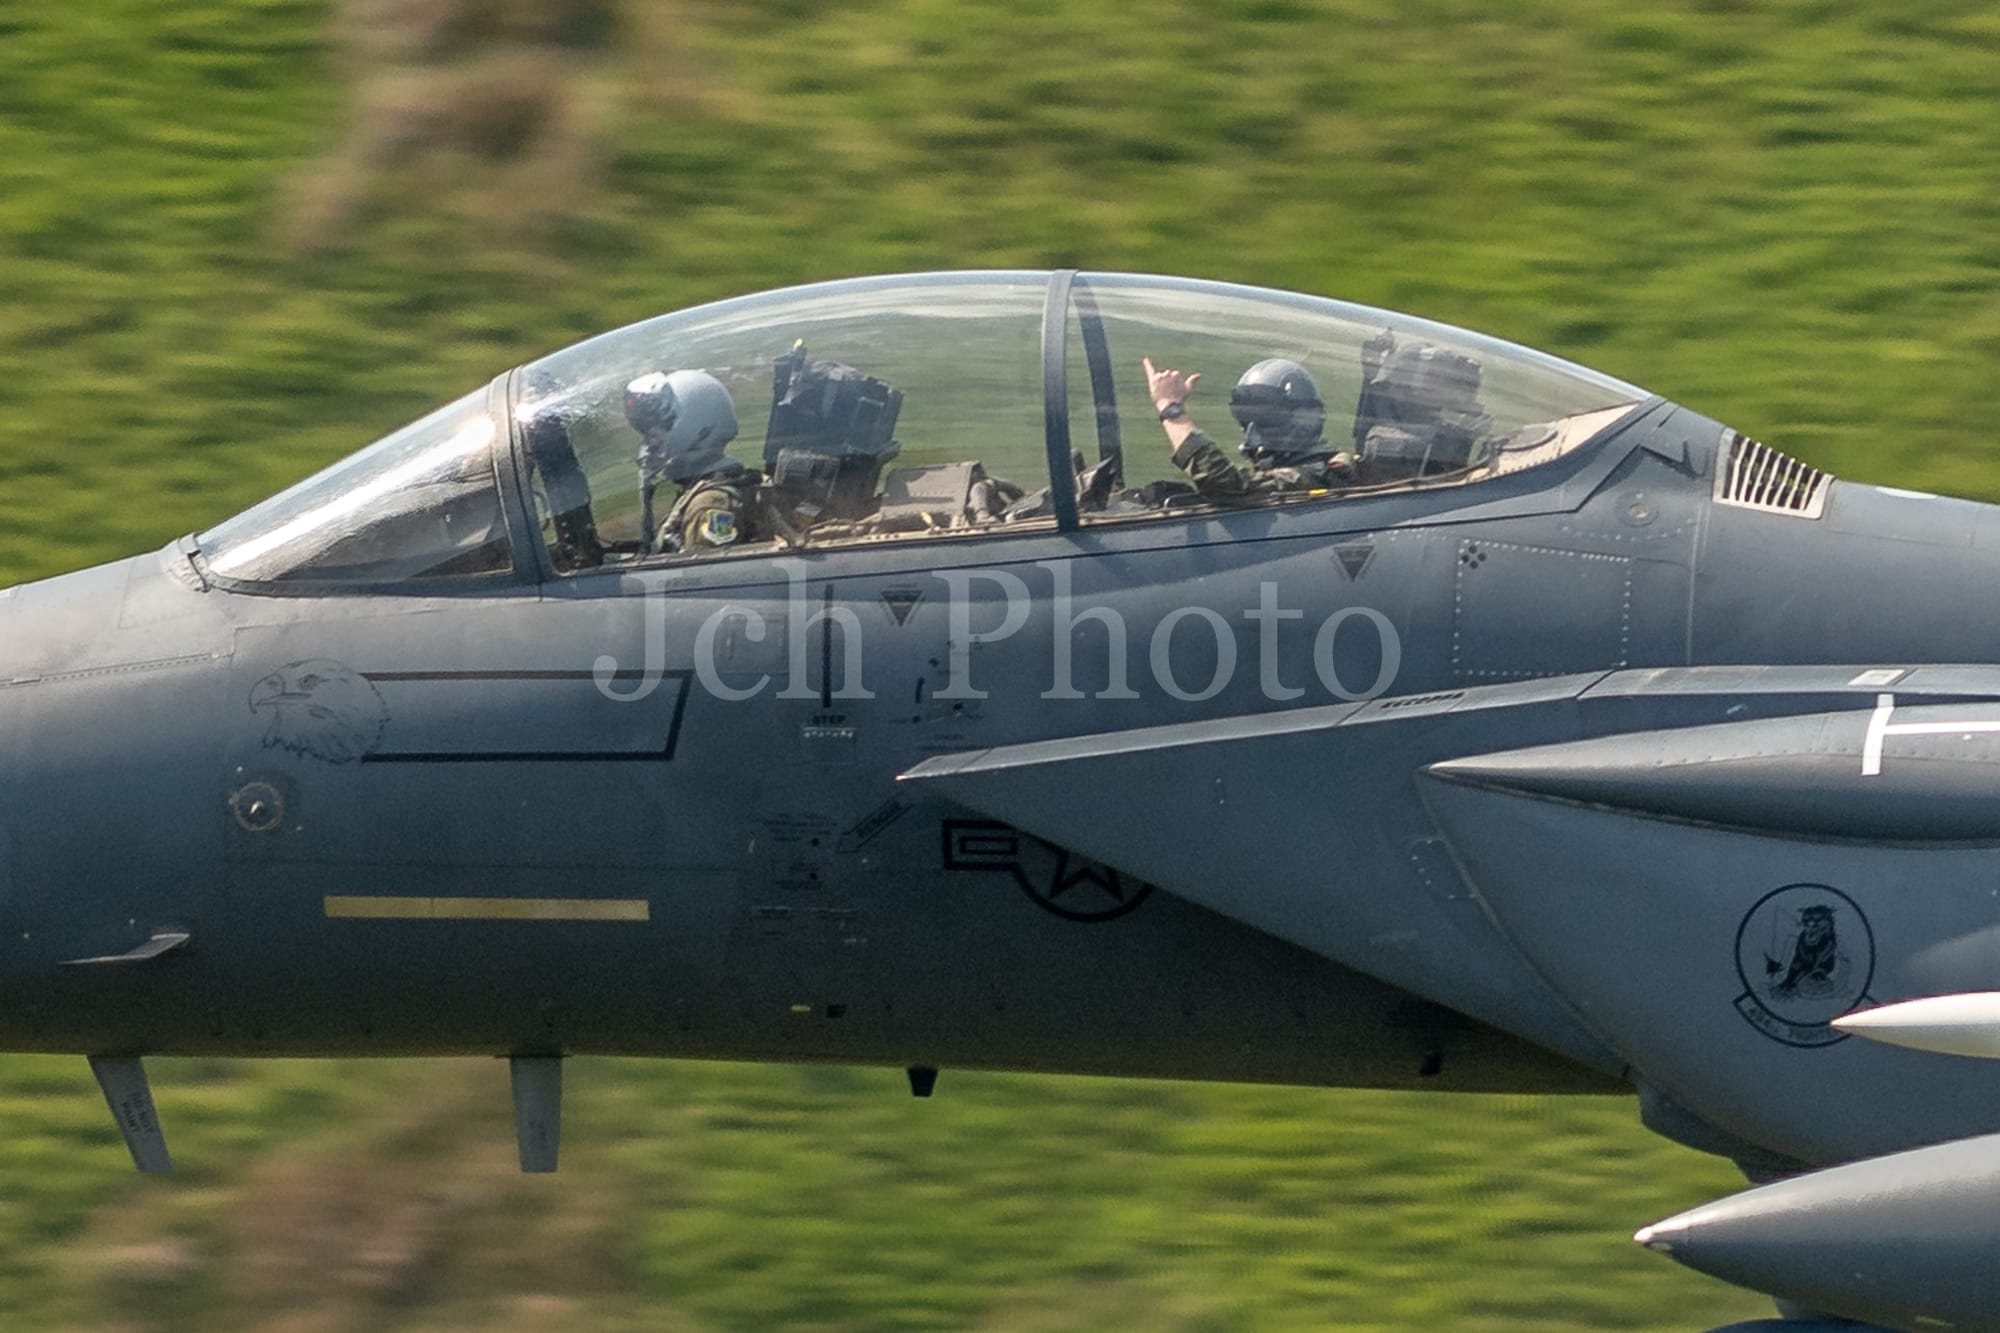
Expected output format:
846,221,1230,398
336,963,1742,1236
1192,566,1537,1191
324,896,650,922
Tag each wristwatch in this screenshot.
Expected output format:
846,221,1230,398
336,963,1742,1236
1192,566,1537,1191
1157,401,1188,422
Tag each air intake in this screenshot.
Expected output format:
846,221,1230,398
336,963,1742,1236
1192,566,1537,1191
1714,430,1830,518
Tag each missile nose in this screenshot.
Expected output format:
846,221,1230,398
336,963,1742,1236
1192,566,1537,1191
1830,991,2000,1058
1630,1221,1679,1254
1630,1193,1757,1268
1634,1133,2000,1331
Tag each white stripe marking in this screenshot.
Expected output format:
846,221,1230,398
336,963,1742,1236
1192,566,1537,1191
1861,693,2000,776
1862,693,1895,776
1880,722,2000,737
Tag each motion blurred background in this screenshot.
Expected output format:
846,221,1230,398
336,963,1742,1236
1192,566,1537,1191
2,1,1995,1327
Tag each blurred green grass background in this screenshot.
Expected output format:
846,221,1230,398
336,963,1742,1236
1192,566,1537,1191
2,1058,1767,1332
5,0,1996,1326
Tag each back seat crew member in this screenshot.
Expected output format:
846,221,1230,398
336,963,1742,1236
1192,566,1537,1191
1143,356,1354,500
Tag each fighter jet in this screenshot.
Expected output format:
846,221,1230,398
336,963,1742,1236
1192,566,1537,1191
10,268,2000,1330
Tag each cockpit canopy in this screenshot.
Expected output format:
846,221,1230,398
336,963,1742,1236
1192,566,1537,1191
198,389,511,585
195,271,1648,588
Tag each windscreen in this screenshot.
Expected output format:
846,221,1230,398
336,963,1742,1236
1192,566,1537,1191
198,389,513,585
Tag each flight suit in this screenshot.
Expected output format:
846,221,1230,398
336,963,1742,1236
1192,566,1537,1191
658,469,778,553
1170,431,1353,501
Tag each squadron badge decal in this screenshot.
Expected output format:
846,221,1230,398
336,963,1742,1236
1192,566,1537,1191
1733,883,1875,1047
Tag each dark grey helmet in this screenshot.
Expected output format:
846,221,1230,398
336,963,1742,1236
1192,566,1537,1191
1229,357,1327,462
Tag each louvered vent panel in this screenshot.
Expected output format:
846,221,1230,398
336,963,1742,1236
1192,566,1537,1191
1714,430,1830,518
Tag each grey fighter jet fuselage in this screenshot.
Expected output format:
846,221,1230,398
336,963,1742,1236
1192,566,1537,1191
7,271,2000,1332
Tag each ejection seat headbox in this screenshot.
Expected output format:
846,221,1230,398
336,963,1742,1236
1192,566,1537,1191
1353,332,1495,481
762,341,905,521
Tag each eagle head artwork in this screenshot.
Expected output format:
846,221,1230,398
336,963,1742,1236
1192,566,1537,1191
248,660,387,764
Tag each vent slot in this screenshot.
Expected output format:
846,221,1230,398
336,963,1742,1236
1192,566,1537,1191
1714,430,1829,518
1379,691,1467,711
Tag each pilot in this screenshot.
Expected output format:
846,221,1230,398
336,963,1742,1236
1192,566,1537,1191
625,369,780,554
1142,356,1354,500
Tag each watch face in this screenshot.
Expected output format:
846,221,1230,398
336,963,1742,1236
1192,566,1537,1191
1159,401,1187,421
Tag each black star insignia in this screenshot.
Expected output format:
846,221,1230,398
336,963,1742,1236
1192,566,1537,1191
1044,847,1130,903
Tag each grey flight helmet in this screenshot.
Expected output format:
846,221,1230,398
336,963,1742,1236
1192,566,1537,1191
1229,357,1327,464
627,369,741,487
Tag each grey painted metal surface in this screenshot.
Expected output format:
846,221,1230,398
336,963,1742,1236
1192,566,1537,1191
16,270,2000,1327
1700,1324,1897,1333
1639,1133,2000,1332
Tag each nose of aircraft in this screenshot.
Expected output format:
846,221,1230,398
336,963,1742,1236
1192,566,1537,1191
0,587,21,931
0,552,234,1043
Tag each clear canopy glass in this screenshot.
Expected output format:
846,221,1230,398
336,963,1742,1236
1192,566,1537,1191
196,272,1652,586
198,389,512,585
1063,273,1646,508
510,271,1646,570
514,272,1055,571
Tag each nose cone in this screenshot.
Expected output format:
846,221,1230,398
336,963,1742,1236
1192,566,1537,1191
0,805,12,929
0,551,231,1043
0,591,20,926
0,583,21,684
0,559,141,683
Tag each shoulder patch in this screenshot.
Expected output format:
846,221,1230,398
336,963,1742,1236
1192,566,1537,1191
699,509,740,545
